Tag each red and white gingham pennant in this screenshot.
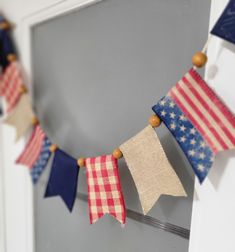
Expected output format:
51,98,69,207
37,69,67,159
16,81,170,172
0,61,24,113
16,125,46,168
85,155,126,224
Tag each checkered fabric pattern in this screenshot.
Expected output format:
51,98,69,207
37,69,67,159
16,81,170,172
16,125,46,168
0,61,24,113
85,155,126,224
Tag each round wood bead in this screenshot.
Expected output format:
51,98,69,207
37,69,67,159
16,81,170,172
77,157,85,167
49,144,57,153
192,52,207,68
31,117,39,126
7,54,17,62
0,21,11,30
112,148,123,159
149,114,161,127
19,85,28,94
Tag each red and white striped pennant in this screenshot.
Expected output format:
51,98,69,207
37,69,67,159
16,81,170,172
168,68,235,154
16,125,46,168
0,61,24,113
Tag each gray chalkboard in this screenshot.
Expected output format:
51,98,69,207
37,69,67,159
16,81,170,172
32,0,210,251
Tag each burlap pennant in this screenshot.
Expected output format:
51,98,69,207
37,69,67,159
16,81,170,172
120,125,186,215
4,93,35,141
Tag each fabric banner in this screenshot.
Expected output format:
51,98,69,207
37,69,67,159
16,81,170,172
120,126,186,215
4,93,35,141
211,0,235,44
30,137,51,184
0,26,16,69
45,149,79,212
16,124,46,168
152,68,235,182
85,155,126,224
0,61,24,113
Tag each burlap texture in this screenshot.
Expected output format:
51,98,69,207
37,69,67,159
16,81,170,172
120,125,186,214
4,94,35,141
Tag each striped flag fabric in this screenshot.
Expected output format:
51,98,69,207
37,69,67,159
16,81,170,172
0,61,24,113
85,155,126,224
211,0,235,45
16,125,46,168
30,137,52,184
153,68,235,183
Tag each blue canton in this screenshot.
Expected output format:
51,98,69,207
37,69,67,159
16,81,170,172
152,96,214,183
30,137,52,184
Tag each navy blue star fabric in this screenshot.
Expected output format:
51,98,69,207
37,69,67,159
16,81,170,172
45,149,79,212
211,0,235,44
30,137,52,184
153,96,214,183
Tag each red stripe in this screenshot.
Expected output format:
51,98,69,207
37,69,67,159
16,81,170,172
175,83,228,150
16,126,45,168
182,76,235,146
169,90,218,153
189,68,235,128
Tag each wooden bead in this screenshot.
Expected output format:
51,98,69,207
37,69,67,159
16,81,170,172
149,114,161,127
77,157,85,167
31,117,39,126
192,52,207,68
19,85,28,94
0,21,11,30
112,148,123,159
49,144,57,153
7,54,17,62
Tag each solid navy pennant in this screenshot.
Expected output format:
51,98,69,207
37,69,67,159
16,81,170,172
211,0,235,44
0,28,16,69
45,149,79,212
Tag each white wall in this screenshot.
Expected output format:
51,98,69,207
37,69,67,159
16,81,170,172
189,1,235,251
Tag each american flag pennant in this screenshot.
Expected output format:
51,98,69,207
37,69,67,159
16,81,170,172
0,61,24,113
30,137,52,184
4,94,35,141
120,126,186,215
211,0,235,45
16,125,46,168
85,155,126,224
152,68,235,183
45,149,79,212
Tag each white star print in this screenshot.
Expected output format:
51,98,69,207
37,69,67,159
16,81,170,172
190,128,196,135
197,164,205,172
169,102,175,108
160,100,166,106
200,141,206,148
199,152,206,160
170,123,176,130
170,112,176,119
210,156,214,162
179,115,187,121
180,136,186,143
161,110,167,117
188,150,195,156
180,125,186,132
190,139,196,145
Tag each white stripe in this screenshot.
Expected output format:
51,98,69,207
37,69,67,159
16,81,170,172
171,87,223,151
178,80,234,148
